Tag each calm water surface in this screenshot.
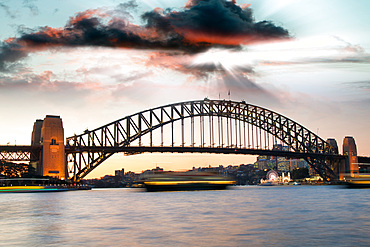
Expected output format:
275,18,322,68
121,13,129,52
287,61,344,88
0,186,369,246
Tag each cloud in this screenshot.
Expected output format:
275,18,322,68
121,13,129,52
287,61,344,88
23,0,39,16
0,0,290,72
343,80,370,92
145,51,211,79
148,0,290,46
0,70,103,93
0,2,16,19
144,49,255,81
0,0,39,19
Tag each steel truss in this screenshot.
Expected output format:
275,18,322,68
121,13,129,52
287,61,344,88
0,145,41,162
66,99,342,182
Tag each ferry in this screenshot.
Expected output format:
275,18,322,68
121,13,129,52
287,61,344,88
0,178,91,193
344,174,370,188
259,181,278,186
0,185,91,193
141,171,236,192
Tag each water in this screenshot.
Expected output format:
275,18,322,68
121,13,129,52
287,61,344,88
0,186,369,247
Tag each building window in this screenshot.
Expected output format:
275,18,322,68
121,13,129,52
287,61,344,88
51,139,58,145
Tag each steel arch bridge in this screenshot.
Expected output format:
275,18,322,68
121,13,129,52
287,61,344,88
66,99,343,182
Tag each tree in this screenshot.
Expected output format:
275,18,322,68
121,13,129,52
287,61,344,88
292,167,309,180
0,160,28,177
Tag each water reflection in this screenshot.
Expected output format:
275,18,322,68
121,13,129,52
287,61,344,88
0,186,369,246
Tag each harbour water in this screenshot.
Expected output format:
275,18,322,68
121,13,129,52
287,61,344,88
0,185,369,246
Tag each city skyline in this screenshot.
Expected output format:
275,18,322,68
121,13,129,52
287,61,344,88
0,0,369,178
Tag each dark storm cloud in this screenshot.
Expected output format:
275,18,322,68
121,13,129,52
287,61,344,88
142,0,289,45
0,41,28,71
154,0,288,40
0,0,290,71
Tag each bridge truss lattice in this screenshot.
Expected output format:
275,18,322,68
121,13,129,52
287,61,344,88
0,145,41,162
66,99,341,182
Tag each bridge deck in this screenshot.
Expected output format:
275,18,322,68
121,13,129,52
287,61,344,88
65,146,345,160
0,145,41,152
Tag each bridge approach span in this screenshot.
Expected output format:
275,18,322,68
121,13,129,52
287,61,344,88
0,145,41,162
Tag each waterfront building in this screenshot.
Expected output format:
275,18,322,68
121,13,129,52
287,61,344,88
254,144,310,173
115,169,125,178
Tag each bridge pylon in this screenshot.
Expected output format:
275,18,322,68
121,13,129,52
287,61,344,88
31,115,66,180
341,136,359,179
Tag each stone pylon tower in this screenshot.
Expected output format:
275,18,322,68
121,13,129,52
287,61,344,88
342,136,359,178
31,120,43,145
31,115,66,179
31,119,44,175
326,138,339,154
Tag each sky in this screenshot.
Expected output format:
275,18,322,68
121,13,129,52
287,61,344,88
0,0,369,178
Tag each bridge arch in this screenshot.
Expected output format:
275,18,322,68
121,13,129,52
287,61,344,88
66,99,339,182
